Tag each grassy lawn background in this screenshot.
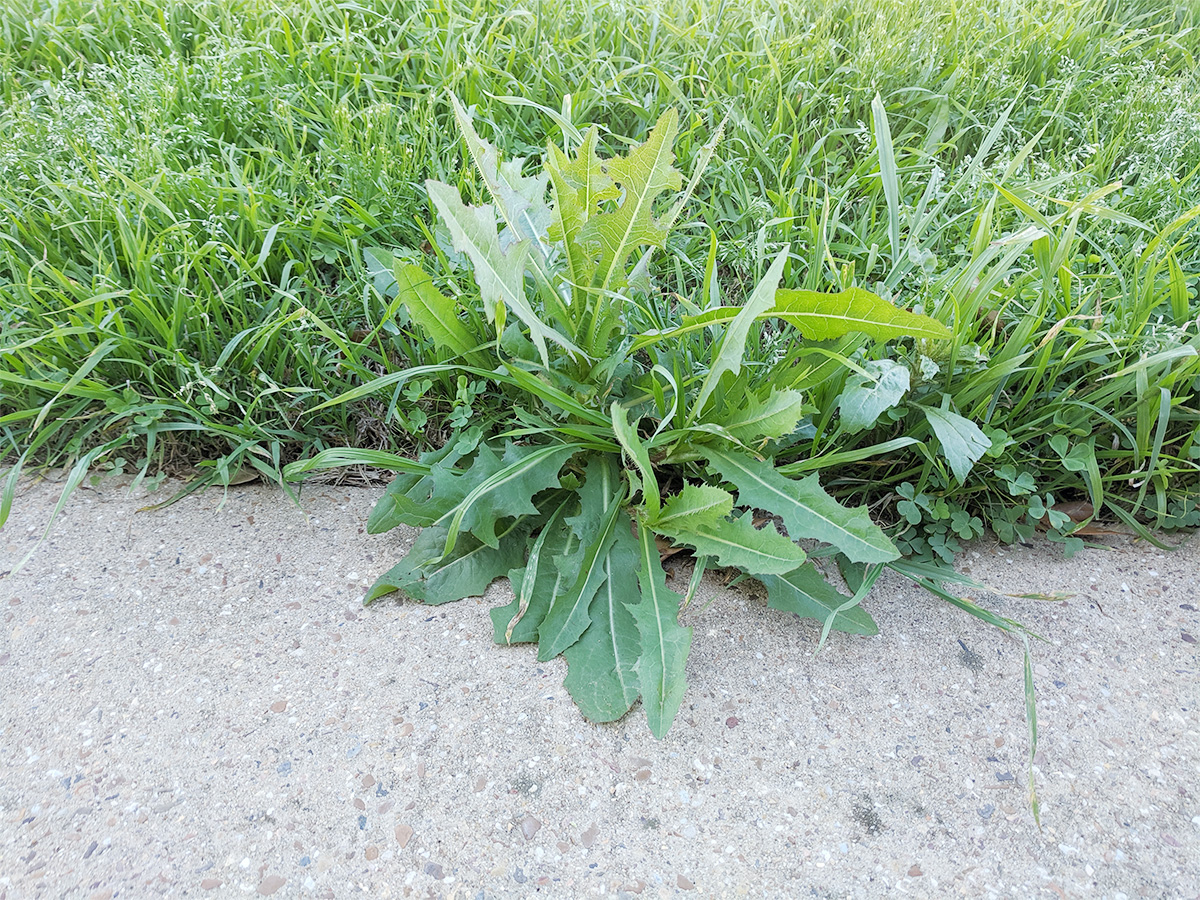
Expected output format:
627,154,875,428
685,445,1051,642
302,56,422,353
2,0,1199,549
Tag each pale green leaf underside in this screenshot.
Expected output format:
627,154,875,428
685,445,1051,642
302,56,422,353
704,447,899,564
448,93,553,253
426,179,580,365
491,500,574,644
839,359,910,433
923,401,990,484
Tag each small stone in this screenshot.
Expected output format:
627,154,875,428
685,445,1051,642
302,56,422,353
581,823,599,849
996,771,1014,782
353,799,365,810
425,862,444,880
474,776,486,792
1183,633,1196,644
908,866,923,877
512,866,527,884
725,717,739,728
677,875,695,890
395,824,413,848
521,816,541,841
362,775,376,789
365,845,379,861
979,804,995,820
201,879,222,890
270,700,288,713
257,874,286,895
635,768,651,782
623,881,646,895
397,723,414,737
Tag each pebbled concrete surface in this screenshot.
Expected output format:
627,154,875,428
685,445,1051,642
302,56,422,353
1,475,1198,899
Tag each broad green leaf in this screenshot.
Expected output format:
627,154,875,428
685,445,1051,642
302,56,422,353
634,287,951,352
650,483,733,532
838,359,910,432
722,389,807,445
547,127,617,294
761,563,879,636
704,447,899,564
363,246,399,297
426,179,579,366
578,109,683,296
923,400,989,484
656,510,806,577
365,518,529,606
690,247,788,424
367,435,480,533
448,93,553,252
562,523,642,722
392,262,480,361
538,456,626,660
770,287,951,342
611,402,659,517
491,512,579,644
631,522,693,739
439,442,579,554
491,499,573,644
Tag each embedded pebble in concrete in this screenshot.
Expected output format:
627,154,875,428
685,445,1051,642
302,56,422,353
1,477,1198,898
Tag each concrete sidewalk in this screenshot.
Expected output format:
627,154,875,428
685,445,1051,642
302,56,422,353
1,476,1197,898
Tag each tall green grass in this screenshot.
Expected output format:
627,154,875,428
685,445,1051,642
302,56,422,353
2,0,1198,540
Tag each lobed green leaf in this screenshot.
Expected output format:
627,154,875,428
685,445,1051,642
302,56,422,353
761,563,879,635
704,447,899,564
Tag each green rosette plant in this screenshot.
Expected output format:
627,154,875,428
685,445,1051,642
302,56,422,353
295,97,956,737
